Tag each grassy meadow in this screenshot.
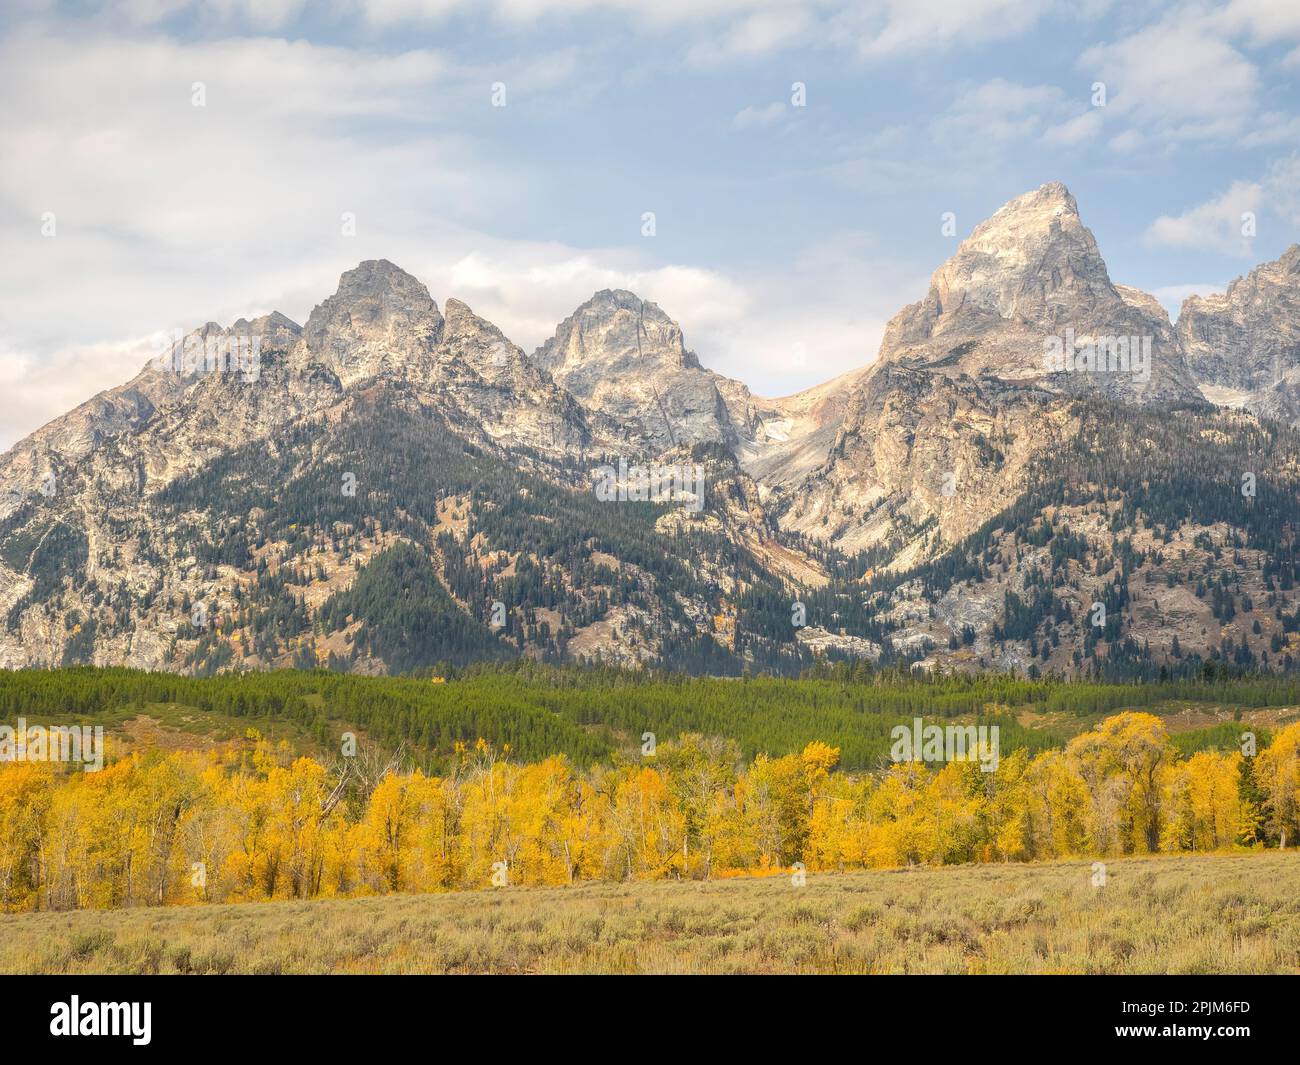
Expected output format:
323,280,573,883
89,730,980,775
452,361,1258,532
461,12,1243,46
4,852,1298,975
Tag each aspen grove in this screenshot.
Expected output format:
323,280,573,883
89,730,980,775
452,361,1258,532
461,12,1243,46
2,712,1298,912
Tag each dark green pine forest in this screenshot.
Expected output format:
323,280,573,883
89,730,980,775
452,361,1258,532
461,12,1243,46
1,663,1293,772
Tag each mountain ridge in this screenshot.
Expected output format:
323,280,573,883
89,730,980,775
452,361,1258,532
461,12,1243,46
4,183,1299,680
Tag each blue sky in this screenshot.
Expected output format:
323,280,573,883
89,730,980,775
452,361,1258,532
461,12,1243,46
2,0,1298,447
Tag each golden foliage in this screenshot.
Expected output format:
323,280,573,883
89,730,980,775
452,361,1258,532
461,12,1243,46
0,714,1278,912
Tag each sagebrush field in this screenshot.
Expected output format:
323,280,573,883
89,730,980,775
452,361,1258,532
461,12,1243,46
4,853,1297,975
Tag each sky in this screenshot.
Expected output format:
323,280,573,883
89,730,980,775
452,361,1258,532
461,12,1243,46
2,0,1299,449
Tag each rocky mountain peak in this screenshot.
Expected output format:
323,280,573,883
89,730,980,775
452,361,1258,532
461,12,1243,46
0,307,312,519
529,290,753,453
1178,243,1300,398
439,297,525,374
875,182,1199,404
7,216,1300,679
228,311,302,346
442,295,493,331
918,181,1117,333
419,296,595,458
335,258,431,299
300,260,444,385
532,289,700,376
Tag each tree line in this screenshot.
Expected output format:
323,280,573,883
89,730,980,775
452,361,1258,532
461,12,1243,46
1,711,1297,912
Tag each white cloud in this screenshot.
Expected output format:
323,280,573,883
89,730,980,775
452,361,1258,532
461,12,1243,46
931,79,1098,158
732,102,786,130
712,233,924,396
421,242,753,355
1241,111,1300,147
0,26,910,447
1108,128,1144,153
69,0,822,36
932,80,1062,142
1144,153,1300,262
836,0,1051,59
0,334,171,448
1152,282,1227,302
720,8,815,55
346,0,797,29
57,0,1055,64
1262,153,1300,226
1145,180,1262,255
5,0,1299,449
1079,16,1259,141
1214,0,1300,46
1,224,915,446
0,30,540,446
1044,109,1103,147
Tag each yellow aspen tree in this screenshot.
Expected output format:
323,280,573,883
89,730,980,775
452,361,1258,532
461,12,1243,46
1067,712,1172,854
605,765,686,880
807,773,871,871
863,761,930,867
983,748,1032,861
657,734,740,878
0,763,54,912
1022,750,1090,859
705,769,760,874
1162,750,1242,853
1254,723,1300,847
914,760,986,865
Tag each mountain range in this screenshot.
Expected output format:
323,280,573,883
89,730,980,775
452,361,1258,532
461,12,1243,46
3,182,1300,679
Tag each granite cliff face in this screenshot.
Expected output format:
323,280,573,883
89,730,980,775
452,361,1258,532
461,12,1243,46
297,259,442,388
0,312,304,522
4,188,1299,679
872,183,1199,403
769,183,1205,558
777,366,1068,562
737,367,869,491
531,289,756,452
1178,245,1300,390
1177,245,1300,423
290,260,598,458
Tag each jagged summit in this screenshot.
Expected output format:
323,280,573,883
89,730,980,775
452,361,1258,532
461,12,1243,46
439,296,533,377
0,309,310,520
770,182,1205,560
918,181,1113,330
300,260,444,385
896,182,1108,336
530,289,750,452
336,258,427,294
228,310,302,341
533,289,701,375
306,259,441,331
875,182,1200,403
4,199,1300,678
1178,244,1300,393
